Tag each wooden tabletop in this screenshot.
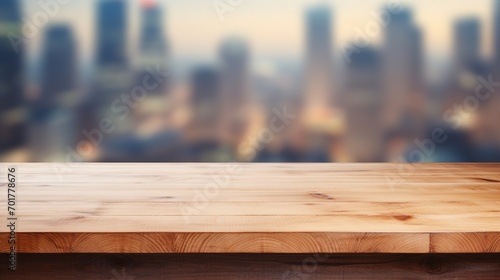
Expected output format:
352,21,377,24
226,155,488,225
1,163,499,253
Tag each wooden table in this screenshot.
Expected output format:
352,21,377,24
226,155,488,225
1,163,500,279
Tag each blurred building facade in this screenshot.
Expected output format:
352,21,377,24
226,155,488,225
188,65,221,144
455,18,481,72
40,25,78,109
218,37,250,148
136,0,168,96
133,1,171,137
382,8,425,136
343,47,384,162
494,0,500,82
0,0,24,155
92,0,131,134
29,25,78,161
492,0,500,146
304,5,334,123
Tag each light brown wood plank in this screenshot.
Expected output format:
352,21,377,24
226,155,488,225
13,201,500,216
0,232,427,253
431,233,500,253
2,214,500,233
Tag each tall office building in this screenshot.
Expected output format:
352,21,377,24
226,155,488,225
137,0,168,94
494,0,500,81
29,25,79,161
218,37,250,146
343,47,384,161
304,5,334,121
132,0,170,136
95,0,129,97
189,66,221,143
451,18,485,107
382,7,424,133
96,0,127,67
93,0,131,133
40,25,77,108
454,18,480,72
0,0,25,154
139,0,167,58
492,0,500,144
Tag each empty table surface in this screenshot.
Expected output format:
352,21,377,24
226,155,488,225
1,163,499,253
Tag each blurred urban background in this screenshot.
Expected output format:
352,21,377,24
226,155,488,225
1,0,500,162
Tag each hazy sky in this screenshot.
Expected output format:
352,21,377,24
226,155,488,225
22,0,494,62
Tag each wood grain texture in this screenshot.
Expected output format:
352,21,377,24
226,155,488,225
0,232,427,253
1,163,499,253
1,253,499,279
431,233,500,253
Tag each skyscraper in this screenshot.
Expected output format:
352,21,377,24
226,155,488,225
218,37,250,147
139,0,167,59
490,0,500,145
343,47,383,161
93,0,131,134
454,18,480,72
0,0,24,154
189,66,221,143
96,0,127,67
137,0,168,95
132,0,170,135
29,24,79,161
494,0,500,81
40,25,77,109
451,18,485,106
382,7,424,134
304,5,334,121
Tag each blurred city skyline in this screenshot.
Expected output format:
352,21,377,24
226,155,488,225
20,1,494,66
1,0,500,162
14,0,496,90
